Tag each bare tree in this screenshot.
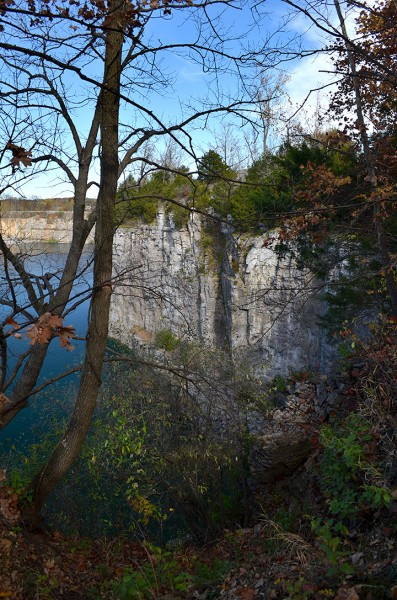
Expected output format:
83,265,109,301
0,0,271,522
255,71,290,157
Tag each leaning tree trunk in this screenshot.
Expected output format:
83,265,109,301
28,9,123,521
0,123,100,431
0,193,93,431
334,0,397,316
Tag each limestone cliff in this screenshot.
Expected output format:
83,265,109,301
109,206,335,379
1,211,94,243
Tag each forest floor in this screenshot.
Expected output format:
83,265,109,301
2,338,397,600
1,456,397,599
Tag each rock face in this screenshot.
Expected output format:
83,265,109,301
1,211,94,243
248,376,347,488
110,206,336,380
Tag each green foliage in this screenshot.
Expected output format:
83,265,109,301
319,267,385,336
114,136,362,241
116,173,157,224
7,470,33,504
192,558,231,589
1,413,66,510
318,414,391,521
311,518,355,578
109,544,193,599
154,329,180,351
362,484,392,509
282,576,319,600
289,369,313,383
230,153,292,229
117,152,229,222
223,137,357,231
29,346,250,541
108,546,231,600
29,571,60,600
116,170,194,227
272,507,296,532
167,202,190,229
197,150,232,183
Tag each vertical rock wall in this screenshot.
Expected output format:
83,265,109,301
109,206,335,379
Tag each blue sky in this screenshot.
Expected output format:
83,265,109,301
1,0,349,199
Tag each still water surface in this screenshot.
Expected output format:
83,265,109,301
0,242,93,449
0,244,180,539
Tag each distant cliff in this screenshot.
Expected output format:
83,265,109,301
0,210,94,243
109,206,336,380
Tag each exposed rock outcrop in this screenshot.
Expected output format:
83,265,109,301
1,211,94,243
109,206,337,380
248,376,347,489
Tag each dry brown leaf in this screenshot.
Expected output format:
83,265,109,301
58,325,76,351
0,393,9,411
0,498,20,522
47,315,63,329
44,558,55,570
26,322,52,345
5,317,19,330
334,586,360,600
5,141,32,169
0,539,12,556
237,588,256,600
26,313,75,350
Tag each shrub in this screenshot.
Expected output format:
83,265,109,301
318,413,391,521
154,329,180,351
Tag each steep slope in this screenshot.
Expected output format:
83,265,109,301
109,206,335,379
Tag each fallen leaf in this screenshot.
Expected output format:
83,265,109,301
44,559,55,570
0,498,20,521
237,588,256,600
334,586,360,600
0,539,12,556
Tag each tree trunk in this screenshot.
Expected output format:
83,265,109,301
28,7,123,521
0,181,94,430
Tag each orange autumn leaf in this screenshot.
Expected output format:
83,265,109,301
26,312,76,350
58,325,76,351
5,316,19,330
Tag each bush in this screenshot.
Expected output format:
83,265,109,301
318,413,391,521
154,329,180,351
